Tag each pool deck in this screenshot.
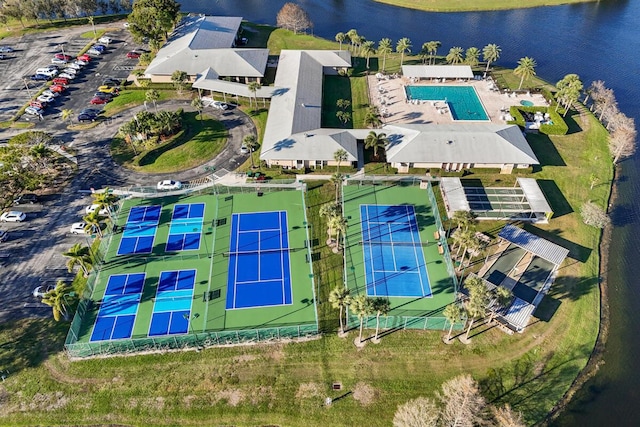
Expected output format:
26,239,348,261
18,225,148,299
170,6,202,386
369,75,549,125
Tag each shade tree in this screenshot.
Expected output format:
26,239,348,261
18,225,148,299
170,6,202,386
482,43,501,76
514,56,537,90
276,2,313,34
396,37,412,67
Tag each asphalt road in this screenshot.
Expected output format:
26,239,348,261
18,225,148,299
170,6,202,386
0,22,254,323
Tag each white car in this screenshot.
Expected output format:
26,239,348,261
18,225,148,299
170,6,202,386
87,48,102,56
24,106,42,116
66,62,82,70
74,59,89,66
42,89,60,98
70,222,92,234
156,180,182,191
35,68,58,77
212,101,228,110
0,211,26,222
51,57,69,65
37,93,56,103
62,67,78,75
85,204,109,215
58,72,75,80
32,284,55,298
240,145,249,154
98,36,112,44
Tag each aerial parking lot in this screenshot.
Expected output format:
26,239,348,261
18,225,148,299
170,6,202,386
0,23,145,125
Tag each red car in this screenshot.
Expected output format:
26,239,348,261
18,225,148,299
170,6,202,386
49,84,66,93
89,96,109,105
77,54,91,62
126,51,141,59
54,53,72,61
30,101,46,109
52,77,69,85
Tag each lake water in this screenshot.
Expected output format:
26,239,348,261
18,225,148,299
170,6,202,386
180,1,640,424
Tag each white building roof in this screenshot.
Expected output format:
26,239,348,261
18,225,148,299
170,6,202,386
440,177,470,212
384,123,539,165
193,69,276,98
517,177,552,214
498,224,569,266
145,15,268,78
261,50,353,161
402,65,474,79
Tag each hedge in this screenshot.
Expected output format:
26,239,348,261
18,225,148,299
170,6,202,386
507,106,568,135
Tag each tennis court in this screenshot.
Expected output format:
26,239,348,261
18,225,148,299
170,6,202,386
117,205,162,255
90,273,145,341
225,211,293,309
360,204,431,297
149,269,196,336
166,203,205,251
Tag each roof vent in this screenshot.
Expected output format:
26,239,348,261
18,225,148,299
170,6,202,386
447,140,454,144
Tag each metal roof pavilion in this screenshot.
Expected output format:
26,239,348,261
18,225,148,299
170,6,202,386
498,224,569,266
402,65,474,79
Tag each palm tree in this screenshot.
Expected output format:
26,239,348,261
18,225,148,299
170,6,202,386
556,74,583,116
465,47,480,67
88,15,96,37
482,43,501,76
378,38,392,72
63,243,93,277
328,214,347,251
146,89,160,113
459,233,481,273
319,202,340,220
346,29,359,52
361,40,376,69
451,210,477,232
352,294,374,345
336,110,351,125
92,189,118,222
452,228,474,259
243,134,260,169
446,46,464,65
352,34,364,55
191,97,204,123
396,37,412,67
41,280,73,321
171,70,188,94
61,109,74,124
372,298,391,342
463,276,490,342
335,32,346,50
364,131,389,160
330,173,343,204
443,303,464,342
247,81,262,108
514,56,537,90
333,148,348,176
364,106,382,128
83,210,105,238
426,40,441,65
489,286,513,324
328,285,351,334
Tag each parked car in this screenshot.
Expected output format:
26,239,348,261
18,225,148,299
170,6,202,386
240,145,249,154
98,85,119,94
29,101,47,110
85,204,109,215
156,180,182,191
52,77,69,85
24,106,43,116
0,46,14,53
89,96,109,105
102,78,121,86
77,54,91,62
32,284,55,298
54,53,72,61
31,74,50,81
92,44,107,52
0,229,8,243
70,222,92,234
42,89,60,98
37,93,56,104
87,48,102,56
35,68,58,77
13,193,38,205
77,111,99,122
58,72,75,80
93,92,113,100
61,67,78,75
51,57,69,65
126,51,141,59
0,54,7,60
98,36,112,44
66,62,82,70
49,84,66,93
0,211,26,222
80,108,102,115
212,101,228,110
74,59,89,66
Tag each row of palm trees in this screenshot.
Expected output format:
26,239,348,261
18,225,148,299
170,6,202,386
42,190,120,321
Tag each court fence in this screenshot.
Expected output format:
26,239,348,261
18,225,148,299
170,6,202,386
65,323,319,358
346,313,464,332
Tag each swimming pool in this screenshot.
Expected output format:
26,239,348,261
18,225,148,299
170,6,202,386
405,85,489,121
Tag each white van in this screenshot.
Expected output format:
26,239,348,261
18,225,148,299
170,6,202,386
36,68,58,77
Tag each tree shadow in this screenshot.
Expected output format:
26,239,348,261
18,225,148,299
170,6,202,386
536,180,573,218
526,133,566,168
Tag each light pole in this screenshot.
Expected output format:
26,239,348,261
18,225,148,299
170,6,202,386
22,78,32,98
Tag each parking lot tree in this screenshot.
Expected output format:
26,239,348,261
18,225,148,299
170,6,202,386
61,108,74,123
128,0,180,42
171,70,188,94
146,89,160,113
92,189,118,221
42,280,74,321
63,243,93,277
83,211,105,237
243,134,260,169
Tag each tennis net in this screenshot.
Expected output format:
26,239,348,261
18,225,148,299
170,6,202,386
359,240,429,247
223,247,299,257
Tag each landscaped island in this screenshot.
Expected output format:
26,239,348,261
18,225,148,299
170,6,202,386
0,6,626,426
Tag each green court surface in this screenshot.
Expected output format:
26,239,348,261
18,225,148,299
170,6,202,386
73,190,317,347
343,183,457,328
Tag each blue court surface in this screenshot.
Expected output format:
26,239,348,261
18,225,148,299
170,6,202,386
90,273,145,341
149,270,196,336
117,205,162,255
360,205,431,297
166,203,205,252
226,211,293,309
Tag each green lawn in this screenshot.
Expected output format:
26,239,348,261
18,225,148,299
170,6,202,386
103,90,178,117
110,112,227,173
375,0,594,12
